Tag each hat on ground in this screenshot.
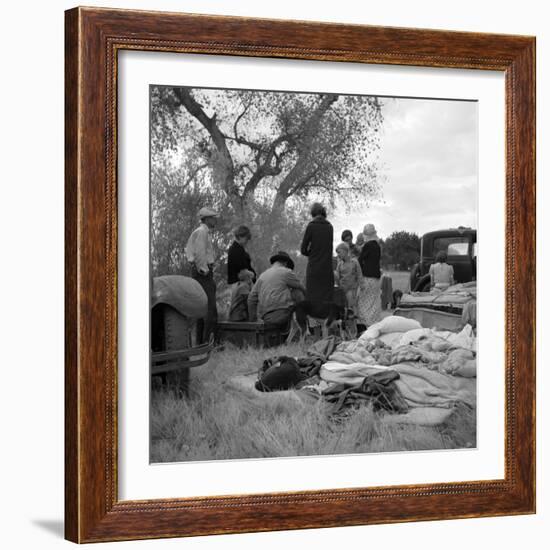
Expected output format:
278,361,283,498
269,251,295,270
198,207,219,219
363,223,379,242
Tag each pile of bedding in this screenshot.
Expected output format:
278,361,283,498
397,282,477,330
253,315,477,426
317,317,476,424
400,282,477,307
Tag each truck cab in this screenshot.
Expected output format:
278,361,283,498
409,227,477,292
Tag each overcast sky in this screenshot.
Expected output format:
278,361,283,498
332,96,478,241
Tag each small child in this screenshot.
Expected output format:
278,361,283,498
353,233,365,257
334,242,361,313
228,269,255,321
429,251,455,290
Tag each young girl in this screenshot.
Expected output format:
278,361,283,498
335,242,361,313
429,251,455,290
228,269,255,321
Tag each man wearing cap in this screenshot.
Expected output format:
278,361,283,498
185,207,219,343
248,251,306,329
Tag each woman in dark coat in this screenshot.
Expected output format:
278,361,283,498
227,225,256,321
227,225,256,284
300,203,334,304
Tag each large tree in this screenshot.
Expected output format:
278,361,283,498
151,86,384,277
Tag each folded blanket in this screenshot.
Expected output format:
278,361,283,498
328,351,377,365
320,362,393,385
320,360,475,410
392,362,476,409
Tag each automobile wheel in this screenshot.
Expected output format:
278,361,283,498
409,264,420,292
413,274,431,292
156,304,192,394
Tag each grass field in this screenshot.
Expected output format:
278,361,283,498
384,270,411,294
151,339,476,463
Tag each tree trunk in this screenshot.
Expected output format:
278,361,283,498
174,88,243,217
270,193,288,227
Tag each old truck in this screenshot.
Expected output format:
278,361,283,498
409,227,477,292
393,227,477,331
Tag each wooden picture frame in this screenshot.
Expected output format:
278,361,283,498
65,6,536,543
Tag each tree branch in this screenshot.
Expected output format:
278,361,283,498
234,101,250,137
172,88,239,204
242,133,294,198
183,163,209,188
287,167,322,196
173,88,227,154
271,94,338,213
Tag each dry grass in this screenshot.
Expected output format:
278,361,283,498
150,342,476,463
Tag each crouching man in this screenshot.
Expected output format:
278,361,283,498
248,251,305,329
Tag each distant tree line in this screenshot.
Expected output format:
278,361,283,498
380,230,420,271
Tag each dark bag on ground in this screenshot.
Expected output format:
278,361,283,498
255,356,303,392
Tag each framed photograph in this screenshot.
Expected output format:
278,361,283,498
65,7,536,543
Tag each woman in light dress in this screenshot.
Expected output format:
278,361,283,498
356,224,382,328
429,250,455,290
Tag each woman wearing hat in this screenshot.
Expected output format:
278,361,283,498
357,223,382,328
227,225,256,322
227,225,256,285
300,202,334,304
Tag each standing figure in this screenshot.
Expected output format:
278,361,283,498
227,225,256,285
341,229,359,258
184,207,219,343
380,273,394,310
227,225,256,322
354,233,365,256
334,242,361,314
300,202,334,304
357,223,382,328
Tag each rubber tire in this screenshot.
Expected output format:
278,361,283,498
413,274,432,292
152,304,193,393
409,264,420,293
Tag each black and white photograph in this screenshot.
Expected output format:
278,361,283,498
1,0,544,546
149,84,478,463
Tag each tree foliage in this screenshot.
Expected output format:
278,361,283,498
381,231,420,271
151,86,384,278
